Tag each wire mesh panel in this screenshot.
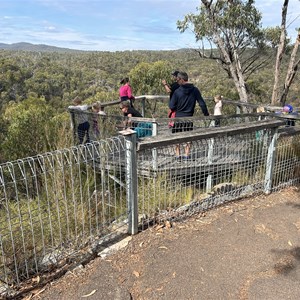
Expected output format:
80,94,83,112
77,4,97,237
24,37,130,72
136,124,281,228
273,133,300,190
0,138,127,293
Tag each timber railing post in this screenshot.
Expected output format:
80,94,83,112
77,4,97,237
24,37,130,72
206,138,214,192
122,129,139,235
264,127,279,194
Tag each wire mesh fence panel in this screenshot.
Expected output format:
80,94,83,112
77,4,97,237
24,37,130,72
136,125,283,228
272,133,300,190
0,138,127,293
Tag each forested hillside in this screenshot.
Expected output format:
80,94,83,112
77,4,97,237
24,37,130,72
0,48,299,162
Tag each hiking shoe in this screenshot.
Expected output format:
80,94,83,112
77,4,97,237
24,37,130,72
182,155,191,160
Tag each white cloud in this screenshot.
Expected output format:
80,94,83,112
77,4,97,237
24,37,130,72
1,0,298,51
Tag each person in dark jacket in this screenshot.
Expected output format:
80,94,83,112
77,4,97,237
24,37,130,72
120,100,142,129
169,71,209,118
169,71,209,159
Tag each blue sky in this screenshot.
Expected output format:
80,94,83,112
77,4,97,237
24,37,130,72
0,0,299,51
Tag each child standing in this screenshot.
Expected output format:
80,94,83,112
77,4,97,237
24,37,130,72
213,95,223,127
91,102,106,138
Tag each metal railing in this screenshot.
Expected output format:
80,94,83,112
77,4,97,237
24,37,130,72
1,116,300,297
69,95,300,143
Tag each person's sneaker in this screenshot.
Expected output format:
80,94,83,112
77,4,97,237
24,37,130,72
182,155,191,160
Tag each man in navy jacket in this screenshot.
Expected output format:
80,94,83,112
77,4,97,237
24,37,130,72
169,71,209,117
169,71,209,159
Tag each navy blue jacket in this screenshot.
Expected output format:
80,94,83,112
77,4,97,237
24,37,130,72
169,83,209,117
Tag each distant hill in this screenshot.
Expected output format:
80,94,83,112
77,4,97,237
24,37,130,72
0,42,82,53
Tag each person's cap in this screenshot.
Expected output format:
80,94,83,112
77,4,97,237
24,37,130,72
287,104,293,112
283,105,293,113
171,71,179,76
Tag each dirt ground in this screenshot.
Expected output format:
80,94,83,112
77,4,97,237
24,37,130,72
23,186,300,300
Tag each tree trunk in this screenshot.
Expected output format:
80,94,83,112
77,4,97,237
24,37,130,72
214,35,249,104
279,30,300,104
271,0,288,105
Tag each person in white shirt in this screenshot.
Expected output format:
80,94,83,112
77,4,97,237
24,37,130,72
68,96,91,144
213,95,223,127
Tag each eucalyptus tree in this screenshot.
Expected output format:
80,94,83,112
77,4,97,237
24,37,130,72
177,0,267,104
271,0,300,105
280,30,300,105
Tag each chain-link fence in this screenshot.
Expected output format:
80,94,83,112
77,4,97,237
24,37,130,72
1,116,300,298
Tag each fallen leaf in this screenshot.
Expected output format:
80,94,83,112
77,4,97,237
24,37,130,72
158,246,168,250
32,275,40,283
139,241,144,247
33,287,47,298
155,224,164,231
82,290,97,298
133,271,140,277
165,221,172,228
172,272,176,278
288,240,293,246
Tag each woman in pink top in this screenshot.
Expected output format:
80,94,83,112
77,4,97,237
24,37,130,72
119,77,135,106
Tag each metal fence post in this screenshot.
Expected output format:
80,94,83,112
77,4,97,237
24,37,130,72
141,97,146,117
152,122,158,170
206,138,214,192
122,129,139,234
264,128,279,194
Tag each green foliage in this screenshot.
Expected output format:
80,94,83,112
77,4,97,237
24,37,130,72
0,46,299,160
139,174,194,217
263,26,290,49
2,97,55,161
129,60,173,95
